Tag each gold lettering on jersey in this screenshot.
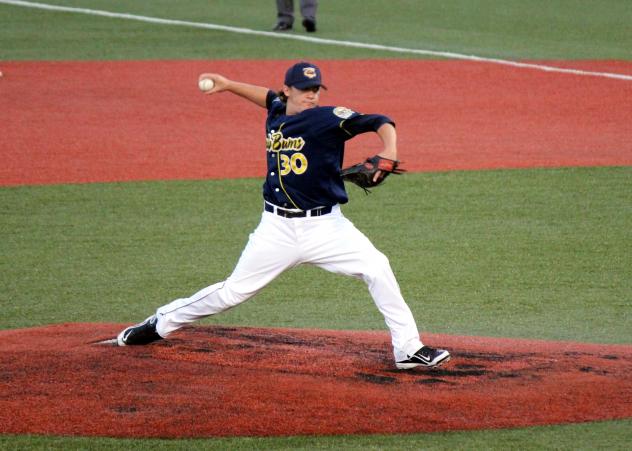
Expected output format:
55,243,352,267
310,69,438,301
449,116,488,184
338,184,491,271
266,130,306,153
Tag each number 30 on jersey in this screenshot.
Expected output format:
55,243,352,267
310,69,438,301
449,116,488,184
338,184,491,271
279,152,308,176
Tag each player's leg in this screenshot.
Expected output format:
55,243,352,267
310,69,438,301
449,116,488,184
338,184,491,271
300,209,424,361
119,212,299,343
304,211,450,368
155,212,300,336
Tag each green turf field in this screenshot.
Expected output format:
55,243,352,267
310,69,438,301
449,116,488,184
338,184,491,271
1,0,631,60
1,419,631,451
2,168,631,344
1,1,631,449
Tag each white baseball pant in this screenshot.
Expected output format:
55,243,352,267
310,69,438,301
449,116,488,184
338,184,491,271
155,204,423,362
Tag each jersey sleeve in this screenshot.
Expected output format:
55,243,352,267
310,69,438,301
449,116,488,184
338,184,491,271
339,113,395,137
266,89,283,111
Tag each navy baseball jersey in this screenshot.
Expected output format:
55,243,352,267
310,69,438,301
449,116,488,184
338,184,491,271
263,90,394,210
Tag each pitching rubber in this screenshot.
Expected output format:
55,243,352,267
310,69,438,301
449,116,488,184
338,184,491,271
94,338,118,345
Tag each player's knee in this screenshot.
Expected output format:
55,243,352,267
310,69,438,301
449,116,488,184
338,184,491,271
219,283,251,308
362,251,392,282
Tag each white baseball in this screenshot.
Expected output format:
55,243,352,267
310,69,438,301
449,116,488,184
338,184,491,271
198,78,214,92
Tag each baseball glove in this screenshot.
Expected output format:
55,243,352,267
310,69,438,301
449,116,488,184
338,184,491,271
341,155,405,193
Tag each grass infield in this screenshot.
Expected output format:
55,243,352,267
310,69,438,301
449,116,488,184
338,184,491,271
2,168,630,343
1,419,632,450
1,0,631,60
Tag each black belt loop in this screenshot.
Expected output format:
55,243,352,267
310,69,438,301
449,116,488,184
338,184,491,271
264,202,333,218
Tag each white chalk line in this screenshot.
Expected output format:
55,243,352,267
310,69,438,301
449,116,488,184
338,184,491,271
2,0,631,81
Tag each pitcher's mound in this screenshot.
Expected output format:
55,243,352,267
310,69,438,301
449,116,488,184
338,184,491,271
1,323,630,438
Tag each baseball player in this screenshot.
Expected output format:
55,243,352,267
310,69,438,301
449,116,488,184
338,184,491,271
117,61,450,370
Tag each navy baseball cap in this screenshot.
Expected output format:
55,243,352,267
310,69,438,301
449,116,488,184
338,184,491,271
284,61,327,89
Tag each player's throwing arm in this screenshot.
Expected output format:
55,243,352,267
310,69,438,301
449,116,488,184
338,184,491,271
198,73,268,108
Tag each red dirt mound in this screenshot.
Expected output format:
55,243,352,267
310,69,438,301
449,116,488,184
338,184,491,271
0,323,630,438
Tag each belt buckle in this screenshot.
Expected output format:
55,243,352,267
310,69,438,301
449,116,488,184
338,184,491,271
274,206,304,218
285,209,305,218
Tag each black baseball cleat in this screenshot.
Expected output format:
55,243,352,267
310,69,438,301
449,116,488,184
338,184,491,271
396,346,451,369
273,22,293,32
117,315,163,346
302,19,316,32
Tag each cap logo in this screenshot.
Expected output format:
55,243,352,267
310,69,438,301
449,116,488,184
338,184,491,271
303,67,317,79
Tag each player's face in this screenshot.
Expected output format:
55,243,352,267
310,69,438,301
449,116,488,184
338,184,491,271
284,85,321,115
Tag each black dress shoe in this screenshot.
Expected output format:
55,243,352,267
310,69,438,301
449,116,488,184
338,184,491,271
273,22,293,31
302,19,316,32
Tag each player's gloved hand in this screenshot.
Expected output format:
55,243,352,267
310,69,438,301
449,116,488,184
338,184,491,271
341,155,405,193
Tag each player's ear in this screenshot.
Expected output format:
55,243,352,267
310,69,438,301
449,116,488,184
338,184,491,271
282,85,291,96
